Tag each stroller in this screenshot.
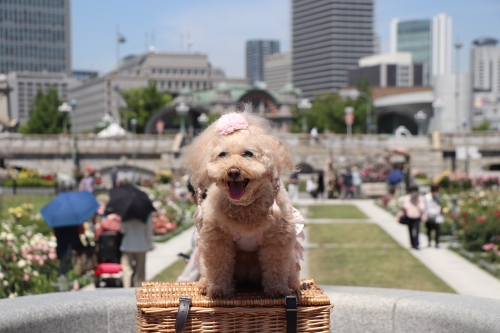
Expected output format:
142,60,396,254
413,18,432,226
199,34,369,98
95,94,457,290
94,231,123,288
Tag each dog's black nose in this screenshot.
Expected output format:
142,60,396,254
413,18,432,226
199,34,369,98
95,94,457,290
227,167,241,180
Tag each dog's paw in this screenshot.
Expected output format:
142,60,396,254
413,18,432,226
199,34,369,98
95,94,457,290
264,284,293,298
206,285,235,298
197,279,207,295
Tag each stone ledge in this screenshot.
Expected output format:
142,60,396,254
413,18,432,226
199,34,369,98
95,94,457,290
0,287,499,333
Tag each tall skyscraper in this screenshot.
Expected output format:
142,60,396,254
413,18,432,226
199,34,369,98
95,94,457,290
246,40,280,85
291,0,374,98
0,0,71,75
470,37,500,129
390,14,452,85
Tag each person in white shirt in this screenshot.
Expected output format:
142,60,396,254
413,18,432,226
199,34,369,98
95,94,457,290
310,127,319,144
424,185,442,248
351,166,362,198
306,176,317,199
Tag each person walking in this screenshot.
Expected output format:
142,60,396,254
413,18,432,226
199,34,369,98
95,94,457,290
110,167,119,188
351,166,362,198
120,214,154,288
424,185,443,248
401,185,426,250
78,167,95,193
387,165,404,196
287,173,299,203
306,176,317,199
310,127,319,145
316,172,325,200
341,168,353,199
53,226,83,277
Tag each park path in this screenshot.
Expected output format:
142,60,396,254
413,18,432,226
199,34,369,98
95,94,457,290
297,198,500,300
85,198,500,300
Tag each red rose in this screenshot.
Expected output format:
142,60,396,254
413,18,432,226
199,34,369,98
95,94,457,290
462,212,468,218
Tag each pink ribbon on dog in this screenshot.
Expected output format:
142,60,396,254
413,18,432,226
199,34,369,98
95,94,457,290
215,113,248,135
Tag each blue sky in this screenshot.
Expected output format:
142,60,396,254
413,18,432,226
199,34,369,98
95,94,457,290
72,0,500,77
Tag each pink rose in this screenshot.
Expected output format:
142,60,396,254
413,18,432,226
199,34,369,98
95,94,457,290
23,274,30,281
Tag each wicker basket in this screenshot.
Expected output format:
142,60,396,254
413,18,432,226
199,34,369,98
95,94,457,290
136,279,333,333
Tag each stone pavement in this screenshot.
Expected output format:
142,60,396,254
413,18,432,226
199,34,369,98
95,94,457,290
85,198,500,300
296,198,500,300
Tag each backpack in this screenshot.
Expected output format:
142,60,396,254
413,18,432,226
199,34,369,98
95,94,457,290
425,193,441,218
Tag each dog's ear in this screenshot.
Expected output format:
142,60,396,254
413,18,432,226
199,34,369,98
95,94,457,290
182,126,215,192
263,135,294,177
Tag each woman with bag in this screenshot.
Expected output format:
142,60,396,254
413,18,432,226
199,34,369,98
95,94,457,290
401,185,426,250
424,185,443,248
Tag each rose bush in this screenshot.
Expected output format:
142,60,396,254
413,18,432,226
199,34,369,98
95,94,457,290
0,218,59,298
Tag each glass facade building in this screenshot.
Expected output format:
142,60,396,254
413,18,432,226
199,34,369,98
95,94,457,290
292,0,375,98
391,14,452,85
395,20,432,85
246,40,280,85
0,0,71,75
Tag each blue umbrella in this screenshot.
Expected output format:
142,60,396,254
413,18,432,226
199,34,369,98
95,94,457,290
41,191,100,228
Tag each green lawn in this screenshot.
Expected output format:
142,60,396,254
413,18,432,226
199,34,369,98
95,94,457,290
307,205,367,219
308,223,454,293
1,194,55,218
152,257,190,282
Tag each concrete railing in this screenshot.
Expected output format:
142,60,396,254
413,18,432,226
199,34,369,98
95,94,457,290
1,286,499,333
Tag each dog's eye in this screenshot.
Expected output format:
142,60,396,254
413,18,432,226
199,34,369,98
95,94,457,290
243,150,253,158
218,152,227,158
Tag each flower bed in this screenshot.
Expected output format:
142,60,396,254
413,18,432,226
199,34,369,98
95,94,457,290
0,215,60,298
0,168,55,187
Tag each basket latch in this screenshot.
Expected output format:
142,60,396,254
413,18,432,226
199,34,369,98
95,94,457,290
285,295,297,333
175,296,192,333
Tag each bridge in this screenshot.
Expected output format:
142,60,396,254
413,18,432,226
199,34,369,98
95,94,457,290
1,132,500,184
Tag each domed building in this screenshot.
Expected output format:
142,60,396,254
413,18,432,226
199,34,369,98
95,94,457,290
144,82,302,135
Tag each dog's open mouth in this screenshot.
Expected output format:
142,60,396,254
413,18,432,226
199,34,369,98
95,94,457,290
228,179,250,200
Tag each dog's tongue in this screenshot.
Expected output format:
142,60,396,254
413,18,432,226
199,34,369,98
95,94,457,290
229,181,245,200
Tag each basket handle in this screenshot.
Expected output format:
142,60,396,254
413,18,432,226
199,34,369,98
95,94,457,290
285,295,297,333
175,296,192,333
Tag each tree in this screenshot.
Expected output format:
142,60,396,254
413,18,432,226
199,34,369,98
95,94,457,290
291,91,369,134
18,89,65,134
120,81,172,133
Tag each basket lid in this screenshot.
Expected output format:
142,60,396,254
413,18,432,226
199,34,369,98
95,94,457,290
136,279,331,308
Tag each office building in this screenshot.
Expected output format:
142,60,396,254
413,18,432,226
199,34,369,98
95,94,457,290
4,71,71,124
264,52,291,93
292,0,374,98
0,0,71,75
69,52,245,133
246,40,280,85
470,37,500,129
348,53,424,87
390,13,452,85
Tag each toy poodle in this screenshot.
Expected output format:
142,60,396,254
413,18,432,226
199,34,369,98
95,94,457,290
183,108,303,298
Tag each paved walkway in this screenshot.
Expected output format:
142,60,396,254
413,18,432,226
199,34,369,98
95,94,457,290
297,198,500,300
85,199,500,300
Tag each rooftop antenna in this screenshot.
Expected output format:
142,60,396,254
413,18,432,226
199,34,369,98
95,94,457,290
187,31,193,52
180,33,184,52
145,32,149,52
149,31,156,52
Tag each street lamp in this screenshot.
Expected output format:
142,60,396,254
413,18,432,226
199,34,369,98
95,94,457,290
131,118,137,185
432,98,445,132
297,98,312,133
175,102,190,134
462,118,469,175
116,26,126,129
455,40,463,132
344,106,354,136
414,110,427,136
339,89,372,134
69,99,78,180
58,102,71,134
197,113,209,130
